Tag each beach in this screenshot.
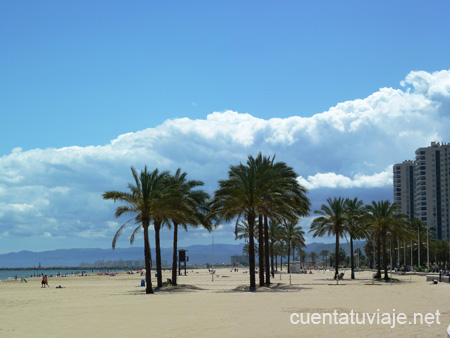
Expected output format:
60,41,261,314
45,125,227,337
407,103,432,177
0,268,448,338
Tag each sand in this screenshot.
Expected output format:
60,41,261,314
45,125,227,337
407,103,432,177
0,268,449,338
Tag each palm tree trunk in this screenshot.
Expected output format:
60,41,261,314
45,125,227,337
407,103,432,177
334,235,339,279
382,232,389,281
248,213,256,291
143,221,154,294
287,240,291,273
375,235,382,278
350,235,355,279
288,241,291,273
155,221,163,288
264,215,270,286
275,254,278,272
258,214,264,287
171,222,178,286
270,240,275,278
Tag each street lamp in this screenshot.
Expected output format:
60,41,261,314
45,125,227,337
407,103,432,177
418,226,421,269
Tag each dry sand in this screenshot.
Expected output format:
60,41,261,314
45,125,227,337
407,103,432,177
0,268,449,337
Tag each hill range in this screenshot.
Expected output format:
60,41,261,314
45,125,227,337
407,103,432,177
0,241,366,268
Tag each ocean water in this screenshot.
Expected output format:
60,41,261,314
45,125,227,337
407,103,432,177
0,268,126,281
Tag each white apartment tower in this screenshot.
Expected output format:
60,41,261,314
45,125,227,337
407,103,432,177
393,142,450,241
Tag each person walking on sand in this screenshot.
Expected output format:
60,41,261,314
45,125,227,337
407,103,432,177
41,275,49,288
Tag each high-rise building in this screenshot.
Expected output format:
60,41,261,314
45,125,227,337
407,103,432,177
393,142,450,241
393,160,415,218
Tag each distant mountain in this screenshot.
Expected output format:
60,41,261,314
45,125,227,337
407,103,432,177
0,244,245,268
0,241,367,268
303,241,366,256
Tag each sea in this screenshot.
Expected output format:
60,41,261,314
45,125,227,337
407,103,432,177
0,268,129,281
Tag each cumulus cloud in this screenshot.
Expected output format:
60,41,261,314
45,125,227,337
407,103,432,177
1,69,449,250
297,166,393,190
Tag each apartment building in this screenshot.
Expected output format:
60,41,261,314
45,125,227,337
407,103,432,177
393,160,415,218
393,142,450,241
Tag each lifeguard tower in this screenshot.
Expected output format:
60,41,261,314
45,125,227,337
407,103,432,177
178,249,189,276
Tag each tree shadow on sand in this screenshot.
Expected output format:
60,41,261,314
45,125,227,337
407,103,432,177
128,284,205,295
222,283,311,293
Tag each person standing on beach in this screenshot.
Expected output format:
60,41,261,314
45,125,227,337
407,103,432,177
41,275,49,288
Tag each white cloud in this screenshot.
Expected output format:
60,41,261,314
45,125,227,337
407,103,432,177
297,166,393,190
1,69,450,249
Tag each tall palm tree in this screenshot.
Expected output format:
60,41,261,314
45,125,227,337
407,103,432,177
210,159,261,290
407,217,427,269
268,221,283,277
210,153,310,290
168,169,210,286
236,220,253,242
298,248,308,268
309,251,318,265
139,169,188,288
102,166,162,294
243,242,258,256
365,200,407,281
257,214,265,286
309,197,347,280
273,241,287,272
281,220,305,273
254,154,310,285
319,249,329,268
123,168,191,288
344,197,366,279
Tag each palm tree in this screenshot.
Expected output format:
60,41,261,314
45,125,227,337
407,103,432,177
259,158,310,284
257,214,265,286
273,241,287,272
309,251,318,266
243,242,258,256
236,220,253,242
210,153,310,290
408,217,428,269
309,197,347,280
244,154,311,286
102,166,161,294
140,169,187,288
210,159,262,290
250,154,310,286
298,248,308,268
319,250,329,268
344,197,366,279
120,167,192,288
281,220,305,273
268,221,283,277
365,200,407,281
168,169,210,286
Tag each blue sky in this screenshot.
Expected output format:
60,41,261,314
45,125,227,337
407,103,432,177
1,1,450,254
